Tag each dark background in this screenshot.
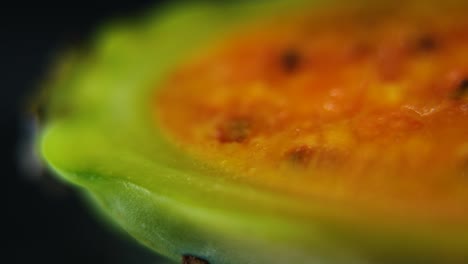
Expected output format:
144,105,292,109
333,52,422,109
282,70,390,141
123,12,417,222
3,1,171,263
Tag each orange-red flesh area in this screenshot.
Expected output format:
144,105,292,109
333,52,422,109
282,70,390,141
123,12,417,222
154,3,468,224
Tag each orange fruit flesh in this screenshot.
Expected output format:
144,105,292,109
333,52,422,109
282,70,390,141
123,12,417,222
155,3,468,224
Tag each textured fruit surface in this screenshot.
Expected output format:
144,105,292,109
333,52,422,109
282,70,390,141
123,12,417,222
156,1,468,225
39,0,468,263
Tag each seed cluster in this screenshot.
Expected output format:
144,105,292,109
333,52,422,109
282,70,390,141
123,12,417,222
156,2,468,222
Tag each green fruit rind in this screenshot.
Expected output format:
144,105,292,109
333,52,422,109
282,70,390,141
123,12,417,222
39,1,468,263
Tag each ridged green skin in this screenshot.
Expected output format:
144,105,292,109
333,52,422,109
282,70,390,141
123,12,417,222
39,1,468,263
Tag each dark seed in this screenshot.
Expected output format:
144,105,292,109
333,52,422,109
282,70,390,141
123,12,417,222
217,116,251,143
281,49,301,73
285,145,347,168
285,145,315,167
452,79,468,99
182,255,209,264
415,35,437,52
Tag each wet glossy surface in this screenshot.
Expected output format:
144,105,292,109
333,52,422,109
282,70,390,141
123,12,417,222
156,2,468,223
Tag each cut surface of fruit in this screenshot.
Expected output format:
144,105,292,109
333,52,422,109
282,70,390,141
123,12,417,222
39,1,468,263
155,1,468,224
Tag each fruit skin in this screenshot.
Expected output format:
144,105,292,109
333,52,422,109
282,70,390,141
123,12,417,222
38,0,468,263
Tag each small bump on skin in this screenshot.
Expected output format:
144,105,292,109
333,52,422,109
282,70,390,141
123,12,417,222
182,255,209,264
280,49,301,73
217,116,252,143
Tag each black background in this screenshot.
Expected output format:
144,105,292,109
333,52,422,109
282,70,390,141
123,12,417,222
3,1,172,263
